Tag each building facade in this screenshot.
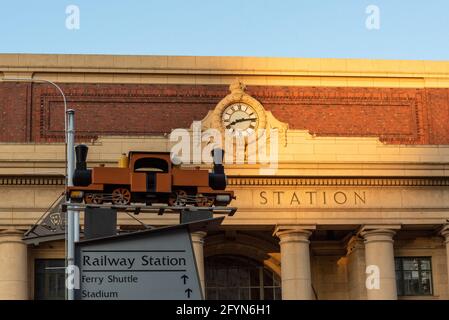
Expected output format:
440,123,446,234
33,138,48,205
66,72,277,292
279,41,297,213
1,54,449,300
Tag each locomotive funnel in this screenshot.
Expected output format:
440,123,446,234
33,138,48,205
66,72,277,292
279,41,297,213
73,144,92,187
209,148,226,190
75,144,89,170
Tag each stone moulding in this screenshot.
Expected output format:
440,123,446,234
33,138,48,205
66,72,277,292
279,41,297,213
1,174,449,187
0,175,65,186
228,176,449,186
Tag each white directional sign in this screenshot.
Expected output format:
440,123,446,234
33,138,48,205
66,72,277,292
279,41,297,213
75,224,206,300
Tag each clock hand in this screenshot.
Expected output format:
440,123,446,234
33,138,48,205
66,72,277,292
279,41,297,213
229,118,243,126
230,117,257,126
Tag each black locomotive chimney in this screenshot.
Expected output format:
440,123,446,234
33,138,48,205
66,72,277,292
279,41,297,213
209,148,226,190
75,144,89,170
73,144,91,186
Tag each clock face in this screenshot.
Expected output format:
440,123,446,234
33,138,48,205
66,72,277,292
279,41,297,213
222,103,258,136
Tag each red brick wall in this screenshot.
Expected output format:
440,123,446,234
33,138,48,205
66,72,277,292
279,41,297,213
0,82,448,144
427,89,449,144
0,83,31,142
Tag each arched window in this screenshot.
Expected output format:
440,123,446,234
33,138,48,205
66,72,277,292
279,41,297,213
205,255,281,300
134,157,168,172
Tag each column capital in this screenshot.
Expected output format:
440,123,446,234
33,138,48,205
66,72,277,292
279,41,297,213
359,225,400,245
274,225,316,236
359,225,401,233
273,225,315,243
0,229,26,243
439,224,449,242
190,231,207,243
0,228,25,235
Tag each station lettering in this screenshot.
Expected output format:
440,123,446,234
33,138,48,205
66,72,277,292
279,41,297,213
82,254,187,269
258,190,367,206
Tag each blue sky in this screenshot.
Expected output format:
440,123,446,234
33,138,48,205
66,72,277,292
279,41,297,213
0,0,448,60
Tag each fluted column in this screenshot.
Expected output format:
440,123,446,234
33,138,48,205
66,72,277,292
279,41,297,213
0,229,28,300
440,225,449,290
274,225,315,300
360,226,399,300
191,231,207,297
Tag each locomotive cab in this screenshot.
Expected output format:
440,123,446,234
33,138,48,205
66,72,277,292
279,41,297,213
128,152,172,194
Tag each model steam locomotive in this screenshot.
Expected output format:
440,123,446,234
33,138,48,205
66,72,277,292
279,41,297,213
67,145,234,207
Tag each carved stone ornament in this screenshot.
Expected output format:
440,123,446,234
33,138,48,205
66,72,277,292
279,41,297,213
199,79,289,146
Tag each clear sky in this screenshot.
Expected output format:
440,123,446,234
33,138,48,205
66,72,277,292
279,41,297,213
0,0,448,60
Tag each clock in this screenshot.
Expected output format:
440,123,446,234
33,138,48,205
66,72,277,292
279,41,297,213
221,103,259,136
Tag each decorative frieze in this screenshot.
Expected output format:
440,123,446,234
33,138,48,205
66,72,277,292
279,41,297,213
1,174,449,187
0,175,65,186
228,176,449,187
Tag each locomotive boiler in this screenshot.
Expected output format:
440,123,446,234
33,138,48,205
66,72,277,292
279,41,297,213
67,145,234,207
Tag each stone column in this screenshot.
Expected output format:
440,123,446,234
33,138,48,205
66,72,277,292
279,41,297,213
274,225,315,300
191,231,207,297
360,226,400,300
440,225,449,289
0,229,28,300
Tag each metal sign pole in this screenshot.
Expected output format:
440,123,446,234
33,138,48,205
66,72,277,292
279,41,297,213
0,78,76,299
66,110,76,300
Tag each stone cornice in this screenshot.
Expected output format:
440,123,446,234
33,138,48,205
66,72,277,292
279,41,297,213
1,54,449,79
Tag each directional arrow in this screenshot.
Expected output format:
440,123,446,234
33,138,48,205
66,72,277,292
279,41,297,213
185,288,192,299
181,274,189,285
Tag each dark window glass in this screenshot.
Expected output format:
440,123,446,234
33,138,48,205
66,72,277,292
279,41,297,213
274,287,282,300
239,288,249,300
206,288,217,300
34,259,65,300
395,257,433,296
205,255,281,300
134,157,168,172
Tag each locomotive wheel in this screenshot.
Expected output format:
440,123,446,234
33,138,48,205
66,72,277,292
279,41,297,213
85,193,103,204
168,190,187,206
167,194,176,206
196,194,213,207
111,188,132,205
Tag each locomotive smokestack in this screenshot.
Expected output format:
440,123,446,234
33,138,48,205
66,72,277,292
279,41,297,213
209,148,226,190
75,144,89,170
73,144,91,187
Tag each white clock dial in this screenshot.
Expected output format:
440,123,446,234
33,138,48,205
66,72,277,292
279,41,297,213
222,103,258,136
